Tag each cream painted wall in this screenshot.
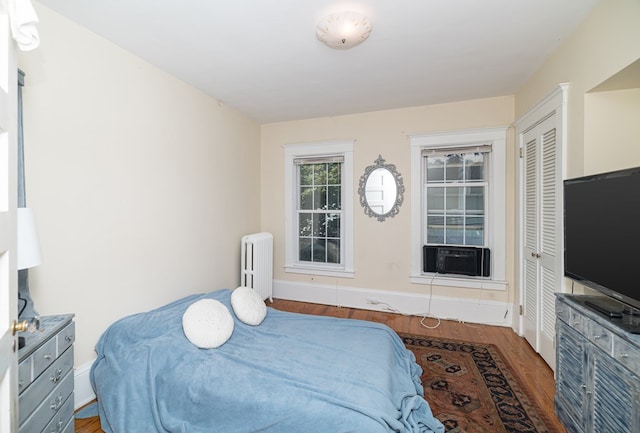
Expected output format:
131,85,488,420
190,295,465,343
261,96,515,308
18,4,261,366
515,0,640,179
515,0,640,298
584,88,640,174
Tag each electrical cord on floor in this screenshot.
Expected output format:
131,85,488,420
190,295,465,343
420,273,441,329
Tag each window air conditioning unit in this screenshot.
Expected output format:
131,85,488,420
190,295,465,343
423,245,490,277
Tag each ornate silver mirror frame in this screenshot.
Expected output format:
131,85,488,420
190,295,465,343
358,155,405,222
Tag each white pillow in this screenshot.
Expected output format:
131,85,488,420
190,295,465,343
182,299,234,348
231,286,267,326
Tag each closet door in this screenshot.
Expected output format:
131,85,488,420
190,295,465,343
521,114,563,370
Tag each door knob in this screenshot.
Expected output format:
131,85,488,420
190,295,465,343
11,320,28,335
11,316,39,335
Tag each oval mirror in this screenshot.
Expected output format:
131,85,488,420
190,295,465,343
358,155,405,221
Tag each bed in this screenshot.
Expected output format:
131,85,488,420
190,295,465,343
90,288,444,433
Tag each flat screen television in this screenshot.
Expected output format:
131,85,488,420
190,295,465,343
564,166,640,330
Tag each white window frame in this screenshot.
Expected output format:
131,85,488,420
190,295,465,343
284,140,354,278
409,128,508,290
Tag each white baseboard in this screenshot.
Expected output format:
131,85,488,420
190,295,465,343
273,279,514,327
74,360,96,410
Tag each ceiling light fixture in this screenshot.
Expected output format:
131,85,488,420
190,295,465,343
316,11,372,50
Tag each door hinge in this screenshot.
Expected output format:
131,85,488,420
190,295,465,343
519,147,524,158
519,305,524,315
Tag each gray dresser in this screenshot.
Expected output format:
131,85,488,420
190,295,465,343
556,294,640,433
18,314,75,433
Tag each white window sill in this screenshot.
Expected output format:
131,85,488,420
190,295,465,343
284,264,355,279
410,273,508,291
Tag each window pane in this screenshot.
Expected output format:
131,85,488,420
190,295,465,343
465,216,484,245
327,239,340,263
326,213,340,237
313,213,326,237
427,215,444,244
445,216,464,244
300,165,313,185
427,187,444,212
445,187,464,213
313,164,327,185
327,163,341,184
300,187,313,209
465,186,484,214
445,154,463,182
427,156,445,183
312,239,326,262
299,213,312,237
314,186,327,210
327,186,341,210
299,238,312,261
465,153,484,181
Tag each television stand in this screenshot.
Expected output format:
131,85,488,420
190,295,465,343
556,294,640,432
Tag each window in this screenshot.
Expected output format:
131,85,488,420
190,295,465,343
296,157,342,264
284,140,354,277
424,146,490,247
410,128,507,290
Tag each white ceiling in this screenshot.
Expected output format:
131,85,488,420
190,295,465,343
36,0,599,123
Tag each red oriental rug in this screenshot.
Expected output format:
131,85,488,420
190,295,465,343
401,334,555,433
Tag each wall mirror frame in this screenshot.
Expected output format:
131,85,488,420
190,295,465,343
358,155,405,222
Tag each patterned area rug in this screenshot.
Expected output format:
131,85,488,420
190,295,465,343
401,334,552,433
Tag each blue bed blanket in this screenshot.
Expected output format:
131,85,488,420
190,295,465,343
91,289,444,433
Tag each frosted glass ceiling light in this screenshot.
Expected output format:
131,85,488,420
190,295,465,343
316,11,372,50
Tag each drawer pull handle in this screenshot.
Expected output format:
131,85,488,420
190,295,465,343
50,394,64,411
620,353,629,359
594,335,600,339
51,420,64,433
65,335,72,342
50,368,63,383
44,353,53,361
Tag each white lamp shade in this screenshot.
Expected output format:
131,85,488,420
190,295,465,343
17,207,43,270
316,11,372,50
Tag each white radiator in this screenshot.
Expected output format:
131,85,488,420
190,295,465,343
240,232,273,302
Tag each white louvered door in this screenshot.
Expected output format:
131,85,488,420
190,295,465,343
521,113,563,370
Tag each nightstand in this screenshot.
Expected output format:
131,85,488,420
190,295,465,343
18,314,75,433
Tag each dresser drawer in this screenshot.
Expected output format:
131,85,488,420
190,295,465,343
19,347,73,425
57,322,75,355
58,418,74,433
32,338,57,381
588,320,613,355
567,308,589,336
614,336,640,377
20,371,73,433
18,356,32,394
42,393,74,433
556,302,571,324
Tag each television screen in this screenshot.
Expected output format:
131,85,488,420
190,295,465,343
564,166,640,314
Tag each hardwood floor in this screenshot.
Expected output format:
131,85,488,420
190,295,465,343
75,298,566,432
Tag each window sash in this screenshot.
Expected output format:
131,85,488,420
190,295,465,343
423,150,489,247
295,160,343,265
